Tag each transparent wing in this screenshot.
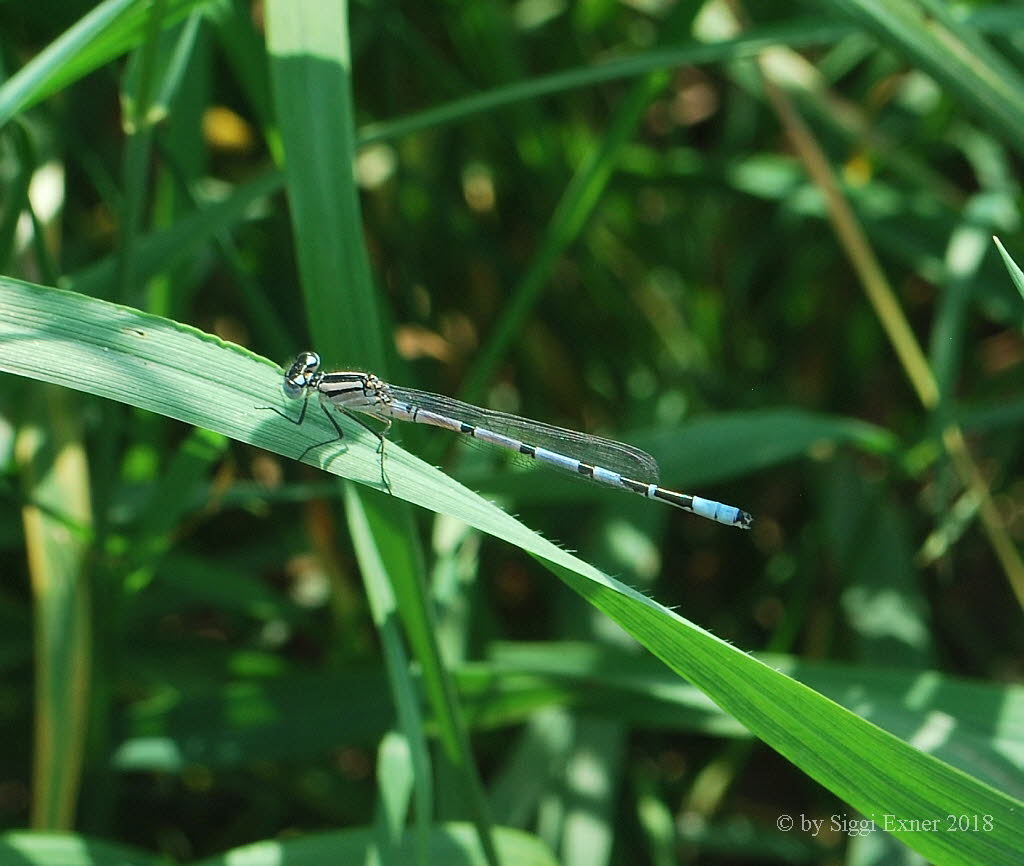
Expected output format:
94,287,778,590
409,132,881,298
388,386,660,483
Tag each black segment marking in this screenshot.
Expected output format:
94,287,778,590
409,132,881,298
620,478,648,495
461,423,475,434
653,488,695,510
519,444,536,456
577,463,595,477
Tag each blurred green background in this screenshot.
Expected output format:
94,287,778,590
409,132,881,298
1,1,1022,864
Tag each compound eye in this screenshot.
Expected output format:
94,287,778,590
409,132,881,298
282,351,321,398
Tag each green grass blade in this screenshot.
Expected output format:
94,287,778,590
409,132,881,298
265,0,384,365
827,0,1024,149
16,387,92,829
190,824,558,866
993,236,1024,303
1,279,1022,864
0,0,208,128
0,831,162,866
117,0,170,304
345,485,433,862
113,644,1023,799
265,3,496,863
543,559,1021,864
373,732,420,864
0,826,558,866
264,1,503,859
358,19,853,146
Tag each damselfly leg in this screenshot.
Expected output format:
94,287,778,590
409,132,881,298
257,394,393,492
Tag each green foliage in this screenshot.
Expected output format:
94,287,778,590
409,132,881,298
1,2,1022,865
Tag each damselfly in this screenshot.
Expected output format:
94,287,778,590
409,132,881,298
268,351,752,529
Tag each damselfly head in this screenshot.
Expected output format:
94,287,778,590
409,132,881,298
283,351,321,398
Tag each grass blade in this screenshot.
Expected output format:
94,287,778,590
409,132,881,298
1,278,1022,864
